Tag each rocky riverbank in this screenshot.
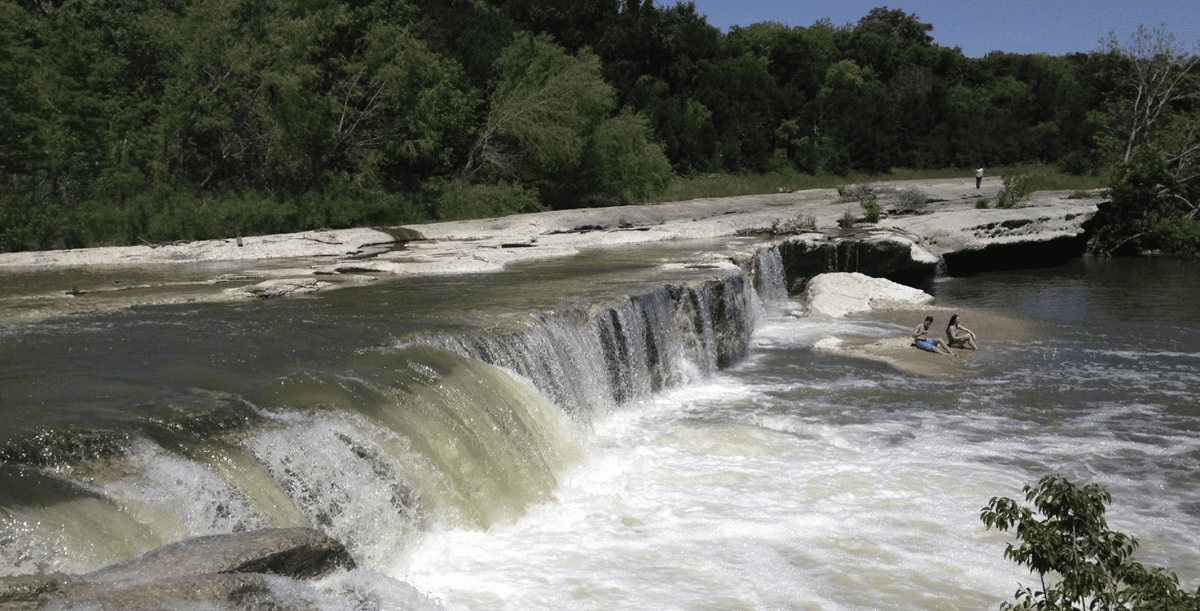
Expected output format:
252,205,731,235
0,177,1102,324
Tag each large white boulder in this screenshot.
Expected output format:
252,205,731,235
801,272,933,319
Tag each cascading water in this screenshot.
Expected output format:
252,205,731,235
400,256,1200,611
3,243,1199,611
751,247,788,304
0,247,768,579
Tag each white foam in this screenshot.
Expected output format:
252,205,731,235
403,384,1031,610
401,308,1200,610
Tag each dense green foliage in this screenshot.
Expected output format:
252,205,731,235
1086,26,1200,256
982,475,1200,611
1,1,1197,253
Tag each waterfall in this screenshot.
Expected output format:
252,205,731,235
429,272,759,416
935,254,948,278
0,245,786,577
753,247,788,304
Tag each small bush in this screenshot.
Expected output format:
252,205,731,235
1068,189,1092,199
770,214,817,235
584,110,674,203
838,183,874,202
861,197,882,222
975,197,990,209
896,187,926,211
997,173,1033,208
838,209,857,229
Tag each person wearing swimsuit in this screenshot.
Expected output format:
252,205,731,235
912,316,954,355
946,314,978,350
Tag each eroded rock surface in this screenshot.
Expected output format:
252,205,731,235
881,200,1096,274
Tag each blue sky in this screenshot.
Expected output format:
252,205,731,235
687,0,1200,58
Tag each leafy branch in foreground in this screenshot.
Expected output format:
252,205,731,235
981,475,1200,611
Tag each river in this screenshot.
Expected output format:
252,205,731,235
2,244,1197,610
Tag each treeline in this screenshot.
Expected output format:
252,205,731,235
1,0,1197,254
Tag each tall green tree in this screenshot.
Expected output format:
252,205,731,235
1092,25,1200,255
148,0,471,193
413,0,517,88
0,1,138,249
1098,25,1200,166
464,32,670,207
0,3,42,187
596,0,723,173
627,76,715,174
845,7,935,83
815,59,888,173
582,110,672,202
335,11,474,190
695,53,780,172
498,0,621,53
0,4,45,250
465,32,614,181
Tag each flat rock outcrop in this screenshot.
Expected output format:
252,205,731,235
0,228,400,268
881,197,1097,274
0,178,1104,324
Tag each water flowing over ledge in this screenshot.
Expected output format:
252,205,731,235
4,248,1199,611
0,181,1114,609
0,245,792,608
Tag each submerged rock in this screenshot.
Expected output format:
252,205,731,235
223,277,334,299
66,573,283,611
0,575,66,611
0,528,355,611
87,527,355,582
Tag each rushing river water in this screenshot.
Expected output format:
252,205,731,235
2,245,1198,610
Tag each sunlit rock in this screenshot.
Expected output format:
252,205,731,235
801,272,934,319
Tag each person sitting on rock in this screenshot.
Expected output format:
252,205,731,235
946,314,978,350
912,316,954,355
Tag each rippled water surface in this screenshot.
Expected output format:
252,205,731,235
2,252,1197,610
405,257,1200,610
